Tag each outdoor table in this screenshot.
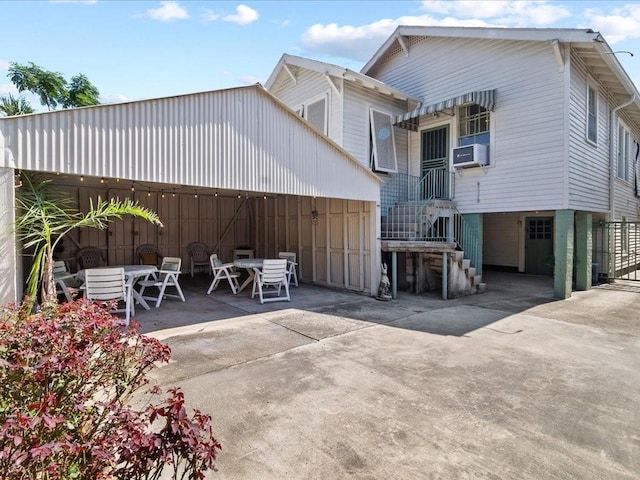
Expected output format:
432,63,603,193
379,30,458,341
77,265,158,310
233,258,264,293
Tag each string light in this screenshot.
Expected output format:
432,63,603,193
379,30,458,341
131,184,135,192
172,190,176,197
161,191,166,198
116,178,120,182
215,191,218,197
147,189,151,197
194,191,198,198
263,193,267,200
80,176,84,182
237,192,241,199
100,177,105,184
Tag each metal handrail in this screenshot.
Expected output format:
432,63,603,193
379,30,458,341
381,168,480,269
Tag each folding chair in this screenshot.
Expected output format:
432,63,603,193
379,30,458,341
251,258,290,304
53,260,79,302
84,267,132,326
278,251,299,287
207,254,240,294
137,257,186,308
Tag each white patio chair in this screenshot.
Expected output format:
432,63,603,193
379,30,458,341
53,260,79,302
84,267,132,326
186,242,211,277
251,258,290,304
207,254,240,294
137,257,186,308
278,251,299,287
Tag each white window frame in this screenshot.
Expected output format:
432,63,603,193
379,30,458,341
369,108,398,173
457,103,491,147
617,121,631,182
586,80,598,145
303,92,329,135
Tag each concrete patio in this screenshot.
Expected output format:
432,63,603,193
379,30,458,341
136,272,640,479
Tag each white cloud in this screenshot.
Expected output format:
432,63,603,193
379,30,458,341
583,4,640,44
202,4,258,25
302,15,487,61
101,93,129,104
420,1,570,25
223,5,258,25
0,83,18,95
145,1,188,21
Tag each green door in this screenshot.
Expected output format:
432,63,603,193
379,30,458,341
525,217,554,275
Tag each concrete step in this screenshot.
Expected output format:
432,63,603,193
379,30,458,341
462,258,471,270
477,282,487,293
473,275,482,285
468,267,476,278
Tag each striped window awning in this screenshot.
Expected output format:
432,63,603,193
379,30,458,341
395,89,496,131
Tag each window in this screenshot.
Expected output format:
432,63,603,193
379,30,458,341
617,123,630,181
587,83,598,144
305,97,327,135
528,218,553,240
369,109,398,172
458,104,490,146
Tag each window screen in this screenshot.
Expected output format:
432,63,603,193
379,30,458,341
306,98,327,134
370,109,398,173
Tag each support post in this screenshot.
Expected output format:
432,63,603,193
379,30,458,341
554,209,574,299
463,213,483,275
575,211,592,291
442,251,448,300
391,251,397,299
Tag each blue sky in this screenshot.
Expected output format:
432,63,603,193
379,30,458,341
2,1,640,109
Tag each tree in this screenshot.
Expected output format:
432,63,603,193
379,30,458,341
15,173,163,305
0,94,34,117
7,62,101,111
64,73,100,108
8,62,67,111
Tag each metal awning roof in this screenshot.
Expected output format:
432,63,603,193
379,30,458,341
394,89,497,131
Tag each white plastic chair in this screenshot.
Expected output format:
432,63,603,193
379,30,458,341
186,242,211,277
53,260,79,302
207,254,240,294
278,251,299,287
84,267,132,326
251,258,290,304
138,257,186,308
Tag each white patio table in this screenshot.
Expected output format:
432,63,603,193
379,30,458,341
233,258,264,293
76,265,158,311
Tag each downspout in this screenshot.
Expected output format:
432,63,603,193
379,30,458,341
609,95,636,221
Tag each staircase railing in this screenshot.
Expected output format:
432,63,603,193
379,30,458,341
381,169,480,269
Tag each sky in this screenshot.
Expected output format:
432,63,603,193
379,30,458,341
2,0,640,110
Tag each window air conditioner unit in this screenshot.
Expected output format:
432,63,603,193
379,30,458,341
452,143,488,168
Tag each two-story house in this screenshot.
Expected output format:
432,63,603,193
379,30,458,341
267,26,640,299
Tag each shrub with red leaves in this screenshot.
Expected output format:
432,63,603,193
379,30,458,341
0,300,221,479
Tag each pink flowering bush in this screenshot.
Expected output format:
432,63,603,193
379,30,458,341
0,299,221,479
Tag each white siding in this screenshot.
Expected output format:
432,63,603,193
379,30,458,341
343,82,409,173
269,68,342,144
612,110,640,221
567,56,610,212
372,37,568,213
0,86,379,202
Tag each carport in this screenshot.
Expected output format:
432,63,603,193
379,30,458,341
0,85,382,304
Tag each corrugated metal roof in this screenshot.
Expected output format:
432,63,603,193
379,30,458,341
0,84,380,201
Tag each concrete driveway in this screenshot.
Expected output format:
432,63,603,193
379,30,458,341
140,272,640,479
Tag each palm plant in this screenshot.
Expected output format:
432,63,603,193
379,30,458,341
15,173,163,305
0,94,35,117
